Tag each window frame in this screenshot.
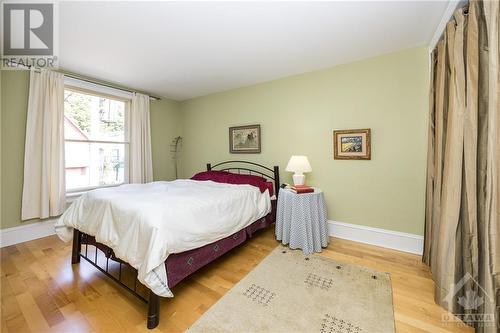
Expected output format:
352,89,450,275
63,85,131,194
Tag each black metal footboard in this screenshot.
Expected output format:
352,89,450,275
71,229,160,329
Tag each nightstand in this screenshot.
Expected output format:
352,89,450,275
275,188,329,254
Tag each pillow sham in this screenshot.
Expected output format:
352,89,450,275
264,181,274,197
191,170,271,194
191,170,232,182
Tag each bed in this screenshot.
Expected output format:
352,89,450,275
56,161,280,329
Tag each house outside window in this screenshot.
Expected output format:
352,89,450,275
64,87,129,192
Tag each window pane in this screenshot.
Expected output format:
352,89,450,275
64,90,126,142
65,142,126,190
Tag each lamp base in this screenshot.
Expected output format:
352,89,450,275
292,174,305,186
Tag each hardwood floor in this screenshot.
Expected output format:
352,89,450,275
1,228,473,333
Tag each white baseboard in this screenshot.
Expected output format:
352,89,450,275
328,220,424,255
0,217,424,254
0,219,57,248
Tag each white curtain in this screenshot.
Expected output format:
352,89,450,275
21,70,66,220
129,93,153,183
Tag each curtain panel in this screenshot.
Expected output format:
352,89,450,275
21,70,66,220
423,1,499,331
129,92,153,183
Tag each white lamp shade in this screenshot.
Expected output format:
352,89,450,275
285,155,312,174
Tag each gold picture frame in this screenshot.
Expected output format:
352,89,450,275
333,129,371,160
229,124,261,154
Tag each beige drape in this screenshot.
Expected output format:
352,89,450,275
423,1,499,331
129,92,153,183
21,70,66,220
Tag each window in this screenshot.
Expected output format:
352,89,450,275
64,87,129,192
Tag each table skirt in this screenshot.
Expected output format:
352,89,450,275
275,189,329,254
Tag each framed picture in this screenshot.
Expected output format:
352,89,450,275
333,129,371,160
229,124,261,154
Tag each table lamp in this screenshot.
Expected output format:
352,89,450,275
285,155,312,185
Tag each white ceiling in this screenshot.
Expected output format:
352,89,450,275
59,1,449,101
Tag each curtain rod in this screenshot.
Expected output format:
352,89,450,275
64,74,161,100
4,60,161,100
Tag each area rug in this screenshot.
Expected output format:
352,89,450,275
187,245,395,333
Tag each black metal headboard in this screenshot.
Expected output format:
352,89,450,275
207,161,280,195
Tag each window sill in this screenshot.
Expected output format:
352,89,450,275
66,191,86,203
65,183,126,203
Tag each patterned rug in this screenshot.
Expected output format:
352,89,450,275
187,245,395,333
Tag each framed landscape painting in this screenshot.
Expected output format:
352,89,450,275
333,129,371,160
229,125,261,153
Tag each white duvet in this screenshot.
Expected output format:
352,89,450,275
55,179,271,297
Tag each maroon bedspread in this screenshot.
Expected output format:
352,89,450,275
165,200,277,288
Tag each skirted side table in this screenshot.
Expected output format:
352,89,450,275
275,188,329,254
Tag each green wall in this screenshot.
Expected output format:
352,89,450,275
180,46,429,235
0,70,182,229
1,71,29,229
150,98,183,181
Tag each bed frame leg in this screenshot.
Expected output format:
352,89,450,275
147,292,160,329
71,229,82,264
